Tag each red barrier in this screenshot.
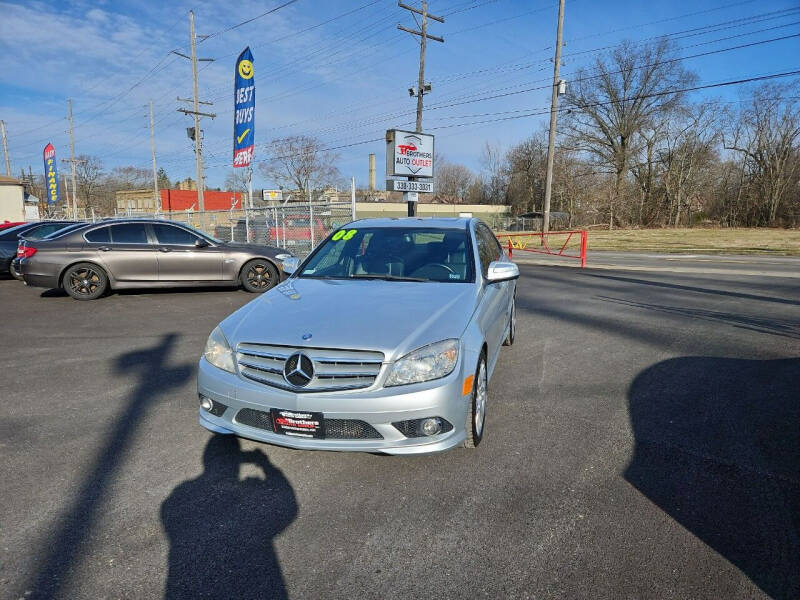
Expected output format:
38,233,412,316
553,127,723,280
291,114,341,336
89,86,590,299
496,230,587,268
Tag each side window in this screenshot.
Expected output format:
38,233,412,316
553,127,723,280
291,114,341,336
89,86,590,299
152,224,199,246
85,227,111,243
482,225,502,259
109,224,148,244
475,225,499,275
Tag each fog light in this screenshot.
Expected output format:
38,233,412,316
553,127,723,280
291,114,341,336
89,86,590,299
420,417,442,436
200,396,214,412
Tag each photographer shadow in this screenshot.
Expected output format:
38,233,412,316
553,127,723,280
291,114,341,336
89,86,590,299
624,356,800,599
161,435,298,599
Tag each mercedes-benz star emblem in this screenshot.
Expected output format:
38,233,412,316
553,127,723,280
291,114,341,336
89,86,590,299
284,352,314,387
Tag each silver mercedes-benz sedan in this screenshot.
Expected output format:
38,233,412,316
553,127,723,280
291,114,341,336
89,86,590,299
197,217,519,454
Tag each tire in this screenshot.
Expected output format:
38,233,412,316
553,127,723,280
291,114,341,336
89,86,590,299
503,295,516,346
63,262,108,300
464,352,488,448
240,259,279,293
9,261,22,281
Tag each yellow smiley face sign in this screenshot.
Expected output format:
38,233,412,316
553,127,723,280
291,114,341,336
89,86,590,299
238,59,254,79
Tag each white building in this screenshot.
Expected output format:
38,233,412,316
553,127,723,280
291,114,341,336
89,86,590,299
0,175,25,222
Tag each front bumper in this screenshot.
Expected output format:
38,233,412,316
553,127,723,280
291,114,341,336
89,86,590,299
196,356,469,455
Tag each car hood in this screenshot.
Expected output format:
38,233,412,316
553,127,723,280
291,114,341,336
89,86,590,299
222,277,477,361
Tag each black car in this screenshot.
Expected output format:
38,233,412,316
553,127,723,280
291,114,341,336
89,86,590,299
1,221,80,278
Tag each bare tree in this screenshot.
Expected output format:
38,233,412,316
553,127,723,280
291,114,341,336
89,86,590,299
480,142,507,205
435,158,474,203
505,132,547,214
259,135,340,199
724,84,800,225
659,102,720,227
74,155,105,212
562,38,697,228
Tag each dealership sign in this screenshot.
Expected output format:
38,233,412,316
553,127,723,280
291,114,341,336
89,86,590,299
233,47,255,168
42,143,60,205
262,189,283,203
387,179,433,193
386,129,434,178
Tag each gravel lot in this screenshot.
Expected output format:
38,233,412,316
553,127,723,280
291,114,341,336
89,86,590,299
1,256,798,599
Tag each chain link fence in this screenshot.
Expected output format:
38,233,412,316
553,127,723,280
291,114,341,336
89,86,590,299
159,201,356,258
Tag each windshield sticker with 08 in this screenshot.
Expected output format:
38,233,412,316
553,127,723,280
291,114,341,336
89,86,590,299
332,229,357,241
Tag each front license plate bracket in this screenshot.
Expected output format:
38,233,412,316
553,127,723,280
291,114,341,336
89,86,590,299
270,409,324,438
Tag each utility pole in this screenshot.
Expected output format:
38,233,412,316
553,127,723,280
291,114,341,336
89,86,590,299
542,0,566,237
149,100,160,212
174,10,215,214
398,1,443,217
67,99,78,219
0,120,10,176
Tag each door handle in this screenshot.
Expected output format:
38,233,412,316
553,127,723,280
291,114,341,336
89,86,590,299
98,246,111,252
159,247,172,253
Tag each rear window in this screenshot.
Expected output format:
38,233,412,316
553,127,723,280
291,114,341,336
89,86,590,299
25,223,71,239
45,223,86,239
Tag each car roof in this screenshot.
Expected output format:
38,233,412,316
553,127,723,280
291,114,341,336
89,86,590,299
347,217,472,230
89,218,202,227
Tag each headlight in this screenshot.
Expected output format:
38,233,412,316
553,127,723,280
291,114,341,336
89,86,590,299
203,326,235,373
385,339,459,387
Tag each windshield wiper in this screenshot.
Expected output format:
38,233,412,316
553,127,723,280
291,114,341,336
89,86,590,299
348,274,426,282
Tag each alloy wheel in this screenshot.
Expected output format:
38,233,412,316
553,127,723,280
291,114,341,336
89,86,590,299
475,360,487,436
68,267,102,296
246,262,273,289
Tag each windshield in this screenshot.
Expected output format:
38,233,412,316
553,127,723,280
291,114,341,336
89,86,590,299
299,226,473,283
0,224,36,240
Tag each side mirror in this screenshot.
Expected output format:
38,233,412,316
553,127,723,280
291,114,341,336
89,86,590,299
194,238,209,248
281,256,300,275
486,260,519,283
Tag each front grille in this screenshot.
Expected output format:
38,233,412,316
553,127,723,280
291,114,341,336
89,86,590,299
234,408,383,440
236,343,384,393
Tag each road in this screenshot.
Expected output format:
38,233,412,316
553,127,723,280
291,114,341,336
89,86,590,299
1,255,798,599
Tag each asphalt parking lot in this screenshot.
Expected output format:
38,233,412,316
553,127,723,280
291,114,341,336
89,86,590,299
1,257,798,600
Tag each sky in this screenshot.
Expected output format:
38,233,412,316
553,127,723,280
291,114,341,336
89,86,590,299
0,0,798,193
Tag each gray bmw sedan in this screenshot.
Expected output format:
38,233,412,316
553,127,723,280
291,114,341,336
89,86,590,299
198,217,519,454
19,219,290,299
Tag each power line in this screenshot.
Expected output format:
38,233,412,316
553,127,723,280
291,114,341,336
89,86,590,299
188,69,800,173
200,0,300,41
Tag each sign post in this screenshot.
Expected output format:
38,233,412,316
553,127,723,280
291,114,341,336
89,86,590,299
386,129,434,216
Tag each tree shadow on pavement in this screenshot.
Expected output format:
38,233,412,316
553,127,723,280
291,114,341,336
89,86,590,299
596,296,800,339
624,356,800,599
160,435,297,599
19,333,193,599
578,271,800,307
